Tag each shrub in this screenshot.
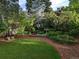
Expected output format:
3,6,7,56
43,11,79,36
0,20,7,33
69,28,79,36
47,31,78,44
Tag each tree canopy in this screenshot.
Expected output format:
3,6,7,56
0,0,19,20
26,0,52,12
63,0,79,13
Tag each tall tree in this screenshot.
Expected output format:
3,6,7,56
26,0,51,12
0,0,19,20
0,0,19,40
64,0,79,13
41,0,51,12
26,0,32,13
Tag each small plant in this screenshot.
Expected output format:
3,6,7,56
47,31,78,44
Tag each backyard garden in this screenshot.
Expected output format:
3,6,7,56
0,0,79,59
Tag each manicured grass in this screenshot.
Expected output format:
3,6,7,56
0,38,61,59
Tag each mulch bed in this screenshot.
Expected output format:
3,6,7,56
0,34,79,59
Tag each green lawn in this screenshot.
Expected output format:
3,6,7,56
0,38,61,59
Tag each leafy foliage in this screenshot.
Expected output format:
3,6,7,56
47,31,78,44
63,0,79,13
0,20,7,33
17,11,35,34
41,0,52,12
41,11,79,35
0,0,19,39
0,0,19,20
26,0,52,12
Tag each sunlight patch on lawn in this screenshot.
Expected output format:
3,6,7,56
19,41,38,45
